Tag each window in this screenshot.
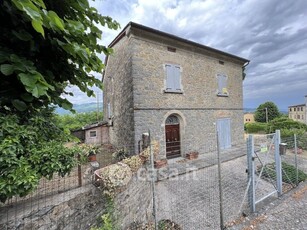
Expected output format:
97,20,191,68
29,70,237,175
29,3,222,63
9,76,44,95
294,108,296,111
298,115,300,119
89,131,97,137
289,108,292,112
217,74,228,96
165,64,182,93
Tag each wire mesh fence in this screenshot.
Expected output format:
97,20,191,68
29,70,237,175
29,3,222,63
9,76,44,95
0,144,118,230
280,134,307,191
1,132,306,230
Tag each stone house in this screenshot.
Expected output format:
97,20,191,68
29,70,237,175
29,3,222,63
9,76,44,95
72,122,109,145
244,113,255,124
288,95,307,124
103,22,249,159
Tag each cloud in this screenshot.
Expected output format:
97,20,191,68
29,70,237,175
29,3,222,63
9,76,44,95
70,0,307,110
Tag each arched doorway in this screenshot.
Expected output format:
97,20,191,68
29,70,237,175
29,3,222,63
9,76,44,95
165,115,181,158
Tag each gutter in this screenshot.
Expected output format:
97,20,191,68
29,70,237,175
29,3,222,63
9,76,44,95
242,61,250,80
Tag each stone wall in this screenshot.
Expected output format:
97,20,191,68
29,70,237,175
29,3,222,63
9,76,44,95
134,109,244,158
0,172,153,230
103,34,135,149
103,24,246,157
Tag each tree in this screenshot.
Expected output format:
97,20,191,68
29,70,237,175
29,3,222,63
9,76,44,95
55,111,103,132
0,108,79,202
0,0,119,202
0,0,119,112
254,101,281,123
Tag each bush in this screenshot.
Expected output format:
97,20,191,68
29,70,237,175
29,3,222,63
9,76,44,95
268,117,307,133
257,162,307,184
245,122,268,133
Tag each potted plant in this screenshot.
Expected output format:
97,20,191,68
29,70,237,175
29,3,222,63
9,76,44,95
154,159,168,169
79,144,99,162
186,151,199,160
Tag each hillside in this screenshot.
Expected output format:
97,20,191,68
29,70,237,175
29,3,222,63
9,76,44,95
55,102,103,115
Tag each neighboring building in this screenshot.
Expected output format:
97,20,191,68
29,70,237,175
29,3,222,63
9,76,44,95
72,122,109,145
244,113,255,124
103,22,249,159
288,95,307,124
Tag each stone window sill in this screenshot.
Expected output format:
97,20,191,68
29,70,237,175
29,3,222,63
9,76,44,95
164,89,184,94
217,93,229,97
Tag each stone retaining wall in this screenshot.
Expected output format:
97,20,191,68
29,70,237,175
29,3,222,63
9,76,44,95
0,170,153,230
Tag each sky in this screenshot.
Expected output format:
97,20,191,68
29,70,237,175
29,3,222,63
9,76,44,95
68,0,307,111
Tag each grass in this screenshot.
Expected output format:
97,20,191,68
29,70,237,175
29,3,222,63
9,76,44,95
257,162,307,184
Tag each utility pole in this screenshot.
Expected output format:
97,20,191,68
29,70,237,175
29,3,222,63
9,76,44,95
265,107,268,123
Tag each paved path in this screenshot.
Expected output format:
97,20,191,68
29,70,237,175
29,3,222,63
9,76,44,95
228,181,307,230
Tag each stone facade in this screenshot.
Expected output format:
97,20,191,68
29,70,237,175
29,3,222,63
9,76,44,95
103,22,249,158
244,113,255,124
288,96,307,124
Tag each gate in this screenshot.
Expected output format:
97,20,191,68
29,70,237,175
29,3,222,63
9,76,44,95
246,130,283,212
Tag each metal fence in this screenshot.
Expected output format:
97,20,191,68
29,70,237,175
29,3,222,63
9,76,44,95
1,132,306,230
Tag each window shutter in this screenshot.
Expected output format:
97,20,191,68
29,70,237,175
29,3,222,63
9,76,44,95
217,74,227,95
173,66,181,90
166,64,174,90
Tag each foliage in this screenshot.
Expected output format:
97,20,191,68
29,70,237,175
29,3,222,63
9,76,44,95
245,122,268,134
0,0,119,201
268,117,307,133
0,0,119,113
122,156,143,173
0,109,79,202
254,102,281,123
91,198,118,230
55,111,103,132
257,162,307,184
112,149,130,162
158,219,182,230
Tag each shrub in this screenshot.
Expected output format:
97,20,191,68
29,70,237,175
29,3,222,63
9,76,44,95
122,156,143,173
112,149,129,161
245,122,268,133
257,162,307,184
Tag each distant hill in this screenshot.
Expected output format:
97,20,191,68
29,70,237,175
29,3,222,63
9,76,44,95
55,102,103,115
244,108,287,115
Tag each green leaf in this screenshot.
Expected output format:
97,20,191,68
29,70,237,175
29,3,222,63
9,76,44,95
33,0,46,9
48,11,64,31
11,99,27,111
21,1,42,21
31,20,45,37
12,30,33,41
20,93,34,102
0,64,14,76
19,73,38,88
61,101,73,110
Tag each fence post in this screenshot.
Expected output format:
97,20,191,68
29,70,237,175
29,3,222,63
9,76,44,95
216,130,224,230
247,134,255,213
274,130,282,196
294,134,298,186
149,130,157,230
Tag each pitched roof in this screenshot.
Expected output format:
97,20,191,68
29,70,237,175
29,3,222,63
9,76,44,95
109,22,249,63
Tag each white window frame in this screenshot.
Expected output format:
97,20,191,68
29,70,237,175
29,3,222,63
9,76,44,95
89,130,97,138
216,73,229,97
164,63,183,93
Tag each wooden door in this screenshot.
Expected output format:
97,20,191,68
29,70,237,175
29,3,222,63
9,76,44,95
165,124,181,158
